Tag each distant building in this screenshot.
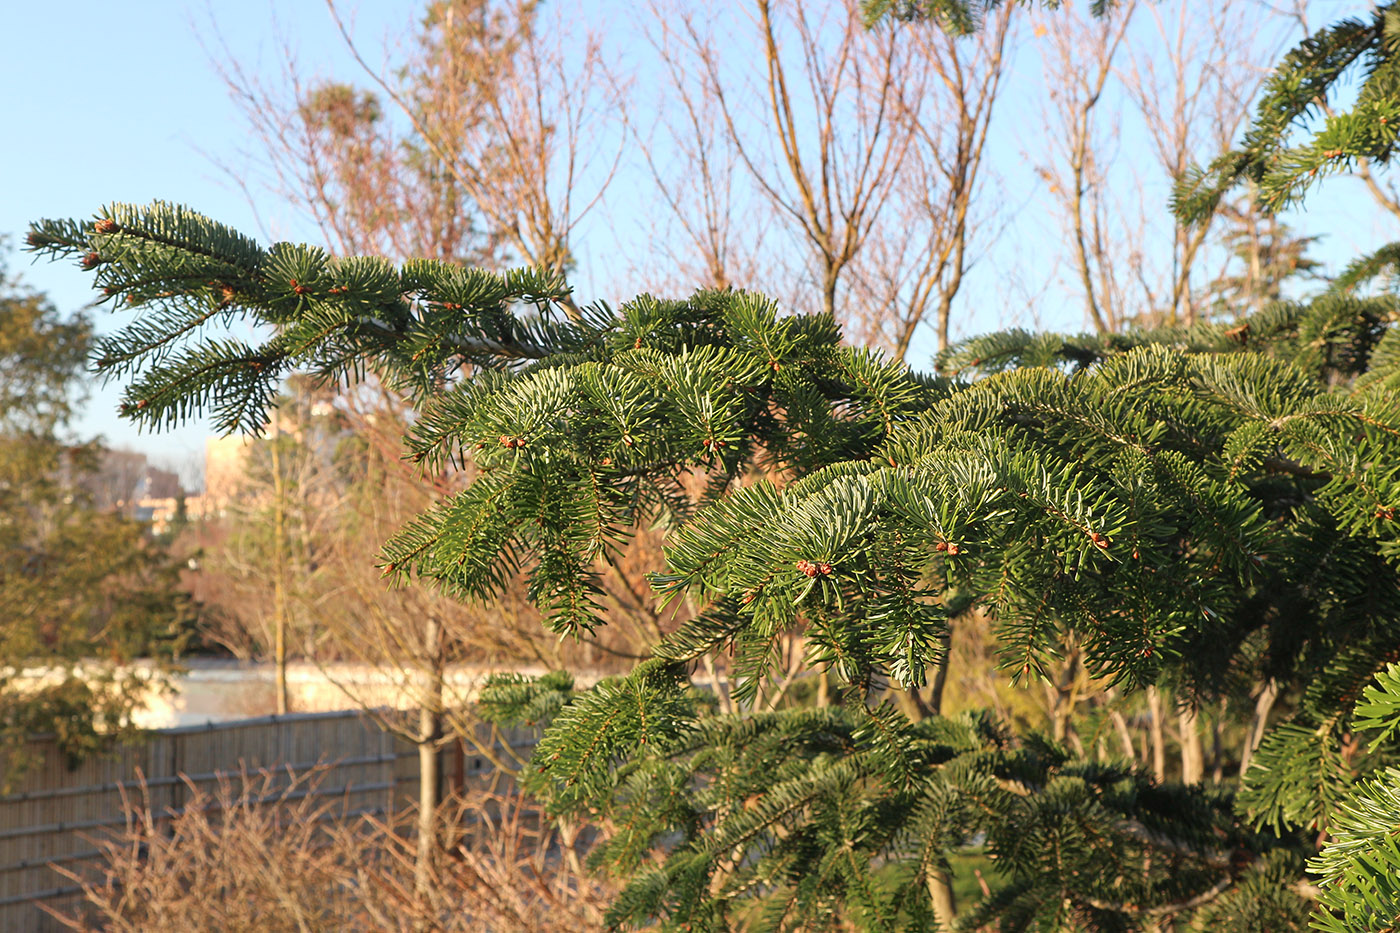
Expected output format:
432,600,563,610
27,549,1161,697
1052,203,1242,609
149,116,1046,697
204,434,255,512
80,447,207,532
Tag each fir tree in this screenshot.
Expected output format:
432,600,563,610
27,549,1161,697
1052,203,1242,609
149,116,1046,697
1208,190,1323,320
27,193,1400,929
21,8,1400,927
1174,2,1400,223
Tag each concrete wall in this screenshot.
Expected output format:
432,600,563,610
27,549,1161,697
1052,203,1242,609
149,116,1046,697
130,659,600,729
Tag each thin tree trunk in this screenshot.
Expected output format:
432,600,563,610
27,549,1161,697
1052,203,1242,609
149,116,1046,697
415,615,444,901
701,653,734,716
928,867,957,930
1211,700,1226,784
1146,686,1166,783
935,285,954,355
1239,680,1278,778
927,630,953,715
1178,706,1203,784
1111,709,1137,763
270,415,289,716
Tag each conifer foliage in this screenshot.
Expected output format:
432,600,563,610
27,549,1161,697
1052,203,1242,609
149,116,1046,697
1174,2,1400,220
23,8,1400,925
28,192,1400,929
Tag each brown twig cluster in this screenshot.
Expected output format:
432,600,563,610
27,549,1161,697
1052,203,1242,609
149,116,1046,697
48,767,608,933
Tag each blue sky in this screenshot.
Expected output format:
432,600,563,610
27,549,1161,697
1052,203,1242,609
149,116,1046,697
2,2,413,481
3,1,1395,487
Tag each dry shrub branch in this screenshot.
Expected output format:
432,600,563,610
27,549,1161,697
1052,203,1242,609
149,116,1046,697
48,767,608,933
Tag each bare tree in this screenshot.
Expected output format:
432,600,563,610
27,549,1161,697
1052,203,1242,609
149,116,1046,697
849,4,1014,357
325,0,626,301
208,10,506,265
1117,0,1264,326
212,0,626,305
675,0,922,325
629,5,780,296
1033,0,1140,333
1034,0,1277,332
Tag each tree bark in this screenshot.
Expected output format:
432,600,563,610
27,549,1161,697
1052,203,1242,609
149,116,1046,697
1110,709,1137,763
1178,705,1203,784
928,866,957,930
1239,680,1278,778
1146,686,1166,783
270,414,290,716
415,615,444,901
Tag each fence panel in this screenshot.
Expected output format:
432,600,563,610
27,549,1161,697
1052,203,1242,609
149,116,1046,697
0,710,532,931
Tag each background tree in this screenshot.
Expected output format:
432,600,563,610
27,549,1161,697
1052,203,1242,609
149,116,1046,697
688,0,923,325
848,0,1013,356
216,0,625,304
0,249,193,780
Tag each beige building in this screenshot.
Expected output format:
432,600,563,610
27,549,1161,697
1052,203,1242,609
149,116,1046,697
203,433,256,511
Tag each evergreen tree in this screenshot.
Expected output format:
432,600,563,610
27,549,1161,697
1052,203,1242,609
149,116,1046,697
1208,190,1323,320
21,8,1400,927
25,192,1399,928
1175,3,1400,223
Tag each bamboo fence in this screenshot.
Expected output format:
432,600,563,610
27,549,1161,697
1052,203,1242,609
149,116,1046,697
0,710,533,931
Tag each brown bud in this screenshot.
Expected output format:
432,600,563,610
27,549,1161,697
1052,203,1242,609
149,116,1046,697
1090,532,1110,549
1377,506,1397,521
935,541,948,552
80,251,101,270
795,559,819,578
600,457,613,466
93,218,119,234
815,561,833,576
499,434,513,447
945,543,961,556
